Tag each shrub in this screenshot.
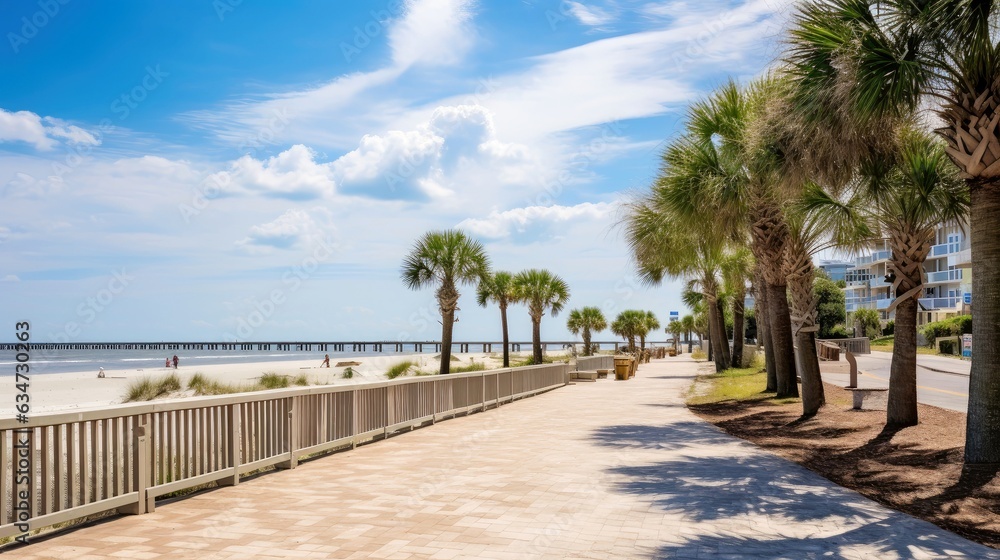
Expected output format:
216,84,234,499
921,315,972,347
386,361,415,379
825,325,852,339
882,320,895,336
341,367,354,379
739,346,761,369
293,374,310,386
691,349,707,360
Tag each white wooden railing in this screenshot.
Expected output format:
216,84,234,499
575,355,614,371
0,363,569,539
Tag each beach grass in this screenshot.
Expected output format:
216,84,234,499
124,373,182,402
386,361,415,379
342,367,355,379
451,362,486,373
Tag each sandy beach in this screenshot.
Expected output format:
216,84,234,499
3,350,572,418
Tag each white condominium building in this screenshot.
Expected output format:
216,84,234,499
842,221,971,326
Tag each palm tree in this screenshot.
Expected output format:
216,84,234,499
477,271,516,368
401,230,491,375
639,311,660,352
803,131,968,425
667,320,684,353
610,310,646,354
721,248,754,368
622,191,729,372
653,79,798,395
566,307,607,356
680,314,696,353
512,269,570,365
785,0,999,462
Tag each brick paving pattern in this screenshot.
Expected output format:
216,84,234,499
13,357,999,559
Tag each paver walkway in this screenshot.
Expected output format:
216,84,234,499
13,357,999,559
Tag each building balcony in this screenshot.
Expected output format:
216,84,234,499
871,250,891,263
926,269,963,284
876,298,894,310
918,297,962,310
952,248,972,269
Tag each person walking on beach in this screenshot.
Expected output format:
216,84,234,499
172,355,179,369
321,354,330,368
98,367,105,378
165,357,170,368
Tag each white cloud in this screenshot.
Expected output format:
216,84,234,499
458,202,615,239
226,145,336,200
0,109,99,151
237,207,337,252
565,2,615,26
1,275,19,282
331,105,536,201
389,0,477,67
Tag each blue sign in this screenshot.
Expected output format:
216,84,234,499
964,292,972,305
669,310,679,321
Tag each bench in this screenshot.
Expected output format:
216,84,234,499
846,387,889,410
570,371,598,382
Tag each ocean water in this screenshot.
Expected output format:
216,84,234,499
0,347,437,376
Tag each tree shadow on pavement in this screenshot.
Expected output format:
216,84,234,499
590,421,734,452
593,422,999,559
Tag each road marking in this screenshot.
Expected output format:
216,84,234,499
859,371,968,397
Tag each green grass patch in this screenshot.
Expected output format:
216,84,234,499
187,372,258,395
451,361,487,373
386,360,415,379
870,342,963,359
686,366,795,406
510,355,560,367
259,372,291,389
341,366,355,379
293,373,310,386
123,373,182,402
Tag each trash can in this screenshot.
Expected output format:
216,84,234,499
614,357,631,380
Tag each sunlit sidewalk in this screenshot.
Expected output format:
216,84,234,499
13,357,997,559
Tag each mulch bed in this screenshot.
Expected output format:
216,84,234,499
689,382,1000,549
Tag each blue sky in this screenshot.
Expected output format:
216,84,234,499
0,0,792,343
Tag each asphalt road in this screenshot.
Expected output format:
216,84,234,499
820,350,971,413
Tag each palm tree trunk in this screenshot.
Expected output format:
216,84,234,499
639,334,646,352
582,328,592,357
768,282,799,398
886,229,932,427
788,246,824,416
500,304,510,368
531,316,543,365
887,296,919,426
732,289,745,368
687,329,693,353
715,299,732,368
439,309,455,375
707,298,727,372
966,184,1000,464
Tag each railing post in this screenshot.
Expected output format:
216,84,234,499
351,390,359,449
481,372,487,412
219,404,241,486
119,417,150,515
277,397,298,469
432,381,438,423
